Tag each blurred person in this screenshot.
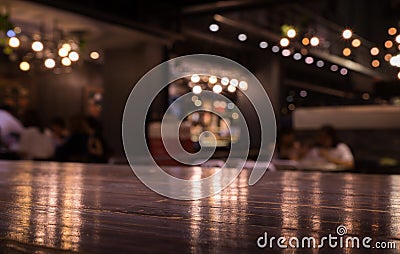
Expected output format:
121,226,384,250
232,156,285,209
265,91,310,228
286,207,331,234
18,110,54,160
276,127,303,161
55,115,109,163
0,104,24,150
302,125,354,169
85,116,110,163
49,117,70,149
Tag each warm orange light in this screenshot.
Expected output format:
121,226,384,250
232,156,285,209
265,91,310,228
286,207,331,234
370,47,379,56
384,53,392,62
342,48,351,56
388,27,397,36
385,40,393,48
302,38,310,46
351,39,361,47
371,59,380,68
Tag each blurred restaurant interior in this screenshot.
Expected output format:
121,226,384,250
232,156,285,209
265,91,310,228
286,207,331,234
1,0,400,253
1,0,400,171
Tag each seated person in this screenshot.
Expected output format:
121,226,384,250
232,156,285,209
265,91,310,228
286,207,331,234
301,125,354,169
276,127,302,161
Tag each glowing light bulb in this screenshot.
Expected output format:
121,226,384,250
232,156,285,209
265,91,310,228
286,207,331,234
44,58,56,69
68,51,79,61
239,81,248,90
370,47,379,56
62,43,71,51
32,41,44,52
90,51,100,60
280,38,290,47
287,28,296,38
213,84,222,94
230,79,238,87
259,41,268,48
343,48,351,56
238,33,247,41
61,57,71,66
310,37,319,46
227,85,236,93
8,37,20,48
221,77,229,86
209,24,219,32
192,85,202,94
191,74,200,83
58,47,69,57
208,75,217,84
342,29,352,39
351,39,361,47
19,61,30,71
388,27,397,36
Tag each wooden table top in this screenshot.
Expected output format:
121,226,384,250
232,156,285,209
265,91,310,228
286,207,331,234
0,161,399,253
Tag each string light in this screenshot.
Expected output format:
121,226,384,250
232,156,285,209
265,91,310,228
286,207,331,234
209,24,219,32
8,37,20,48
371,59,380,68
287,28,296,38
192,85,202,94
351,39,361,47
342,29,353,39
191,74,200,83
280,38,290,47
310,36,320,46
32,41,44,52
19,61,30,71
388,27,397,36
343,48,351,56
370,47,379,56
302,38,310,46
385,40,393,48
44,58,56,69
90,51,100,60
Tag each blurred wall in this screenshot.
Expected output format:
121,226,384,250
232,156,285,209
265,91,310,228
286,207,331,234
101,43,164,159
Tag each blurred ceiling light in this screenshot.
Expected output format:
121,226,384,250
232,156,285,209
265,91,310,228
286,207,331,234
44,58,56,69
68,51,79,61
259,41,268,49
282,49,291,56
62,43,72,51
351,38,361,47
305,56,314,64
238,33,247,41
287,28,297,38
280,38,290,47
385,40,393,48
271,45,280,53
221,77,229,86
293,53,302,60
384,53,392,62
227,85,236,93
388,27,397,36
310,36,320,46
32,41,43,52
362,93,370,100
230,78,238,87
330,65,339,71
342,47,352,56
389,54,400,67
396,35,400,43
340,68,348,75
302,38,310,46
90,51,100,60
191,74,200,83
239,81,248,90
370,47,379,56
61,57,71,66
209,23,219,32
58,47,69,57
14,27,21,34
208,75,218,84
342,29,352,39
316,60,324,67
300,90,308,97
8,37,20,48
212,84,223,94
19,61,30,71
192,85,202,94
371,59,380,68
